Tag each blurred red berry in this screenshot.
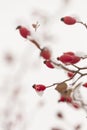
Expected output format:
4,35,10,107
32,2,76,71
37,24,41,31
16,25,31,38
58,96,72,103
57,112,63,119
72,102,80,109
40,47,51,60
44,60,54,68
32,84,46,91
4,53,13,63
58,96,66,102
75,124,81,130
82,82,87,88
61,16,76,25
66,97,72,103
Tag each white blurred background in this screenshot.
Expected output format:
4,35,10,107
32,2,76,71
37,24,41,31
0,0,87,130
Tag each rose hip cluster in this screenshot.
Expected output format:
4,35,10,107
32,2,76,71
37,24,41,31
16,16,87,110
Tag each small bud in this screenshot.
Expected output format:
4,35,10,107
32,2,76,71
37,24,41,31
61,16,76,25
67,71,74,78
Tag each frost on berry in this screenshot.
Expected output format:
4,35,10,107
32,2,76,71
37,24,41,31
61,16,77,25
40,47,51,60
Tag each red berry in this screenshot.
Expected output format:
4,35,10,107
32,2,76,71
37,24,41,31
70,56,80,64
82,82,87,88
44,60,54,68
16,25,31,38
67,71,74,78
61,16,76,25
57,54,73,64
57,53,80,65
40,47,51,60
32,84,46,91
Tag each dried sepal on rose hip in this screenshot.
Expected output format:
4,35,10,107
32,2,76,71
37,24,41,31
44,60,54,69
16,25,31,38
40,47,51,60
61,16,77,25
32,84,46,91
55,82,67,93
55,82,72,103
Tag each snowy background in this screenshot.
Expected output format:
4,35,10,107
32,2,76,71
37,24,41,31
0,0,87,130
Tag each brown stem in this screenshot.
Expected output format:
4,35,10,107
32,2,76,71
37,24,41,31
51,60,82,75
46,71,79,88
77,21,87,29
29,39,42,50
